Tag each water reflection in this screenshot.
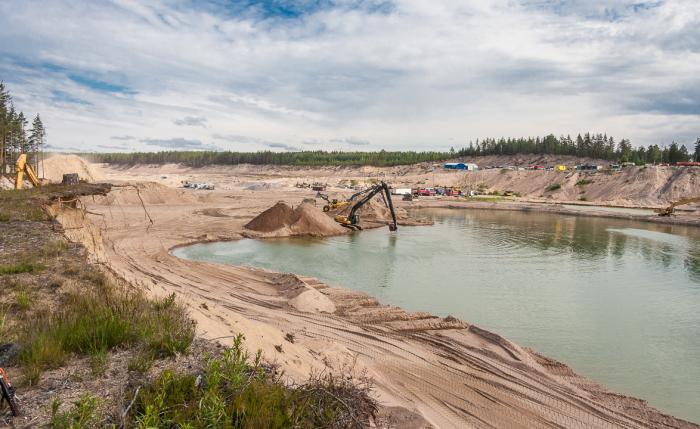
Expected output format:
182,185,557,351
419,209,700,281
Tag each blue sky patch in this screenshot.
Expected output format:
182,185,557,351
68,73,134,95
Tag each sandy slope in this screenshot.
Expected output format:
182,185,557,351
36,157,697,428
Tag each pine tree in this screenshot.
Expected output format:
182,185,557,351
29,114,46,173
694,138,700,162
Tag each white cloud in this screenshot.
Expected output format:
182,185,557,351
0,0,698,152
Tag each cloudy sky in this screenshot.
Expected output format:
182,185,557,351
1,0,698,152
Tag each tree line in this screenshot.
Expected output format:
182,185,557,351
0,81,46,174
91,133,698,167
457,134,697,165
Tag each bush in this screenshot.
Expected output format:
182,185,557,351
546,183,562,192
128,334,377,429
575,179,593,186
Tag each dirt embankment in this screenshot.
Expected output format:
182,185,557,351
462,166,700,207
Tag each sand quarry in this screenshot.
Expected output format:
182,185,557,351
35,155,700,428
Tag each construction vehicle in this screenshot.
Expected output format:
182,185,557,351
0,368,19,417
317,187,375,212
14,154,41,190
655,196,700,216
333,181,397,231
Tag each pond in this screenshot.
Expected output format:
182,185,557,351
173,208,700,423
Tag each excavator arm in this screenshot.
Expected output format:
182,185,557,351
656,196,700,216
335,182,397,231
14,154,40,190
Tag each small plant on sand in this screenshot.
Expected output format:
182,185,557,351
579,196,588,201
51,394,104,429
546,183,562,192
575,179,593,186
15,289,31,311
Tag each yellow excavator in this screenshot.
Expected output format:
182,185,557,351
14,154,41,190
655,196,700,216
333,181,397,231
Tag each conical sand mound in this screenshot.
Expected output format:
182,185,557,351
245,201,347,237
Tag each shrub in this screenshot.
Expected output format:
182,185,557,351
546,183,561,192
575,179,593,186
128,334,377,429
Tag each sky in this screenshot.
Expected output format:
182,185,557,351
1,0,699,153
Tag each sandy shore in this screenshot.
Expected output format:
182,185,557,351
48,159,699,428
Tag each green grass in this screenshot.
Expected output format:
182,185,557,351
575,179,593,186
51,394,104,429
18,279,195,385
128,334,377,429
0,260,44,275
546,183,562,192
16,289,31,311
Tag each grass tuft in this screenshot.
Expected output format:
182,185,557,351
41,239,69,257
16,289,31,311
18,280,195,384
575,179,593,186
546,183,562,192
0,260,44,275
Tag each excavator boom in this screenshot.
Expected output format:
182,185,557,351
334,181,397,231
14,154,40,190
656,196,700,216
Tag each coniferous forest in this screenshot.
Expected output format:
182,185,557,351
0,82,46,173
91,134,696,167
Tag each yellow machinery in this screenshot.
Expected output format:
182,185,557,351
14,154,41,189
655,196,700,216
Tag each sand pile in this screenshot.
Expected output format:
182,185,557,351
245,201,347,237
41,155,103,183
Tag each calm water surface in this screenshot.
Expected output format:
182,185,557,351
174,209,700,423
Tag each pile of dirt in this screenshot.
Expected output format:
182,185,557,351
41,155,103,183
245,201,347,237
245,201,297,232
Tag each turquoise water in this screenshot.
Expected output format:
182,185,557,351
173,209,700,423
